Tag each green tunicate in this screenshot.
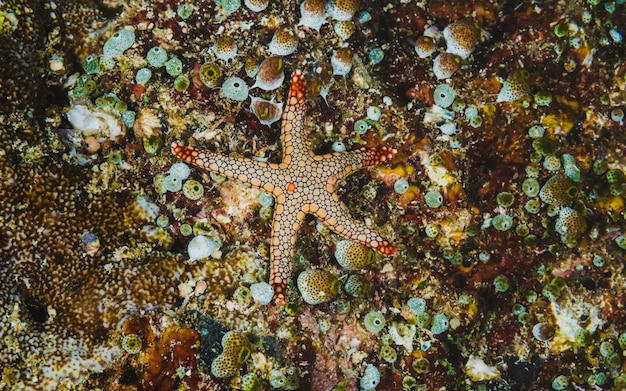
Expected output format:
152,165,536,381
449,135,462,148
606,168,625,184
525,163,540,177
412,357,430,373
222,77,249,101
180,223,193,236
529,151,542,163
121,334,143,354
233,286,252,307
493,275,510,292
241,373,260,391
615,235,626,250
83,55,100,74
618,332,626,350
427,153,442,166
431,313,449,334
363,311,386,333
518,312,531,323
402,376,417,389
600,341,615,357
269,370,286,388
433,84,455,108
532,137,559,156
424,223,439,238
344,275,370,297
163,174,183,192
147,46,168,67
380,345,397,363
464,106,478,118
492,214,513,231
259,192,274,207
361,184,377,201
216,0,241,15
259,206,273,220
522,178,540,197
174,74,189,91
166,57,183,76
335,298,350,314
451,99,466,112
542,283,562,301
199,62,223,88
177,3,195,19
512,303,526,315
425,189,443,208
528,124,545,138
496,191,515,208
415,312,430,328
354,119,369,135
611,108,624,122
108,151,122,164
469,115,482,128
552,375,568,390
605,351,621,368
554,22,568,38
156,215,169,228
143,135,162,153
524,289,538,303
543,155,561,171
407,297,426,314
575,328,592,346
103,29,135,57
592,254,604,267
551,276,566,289
515,224,529,236
135,67,152,85
182,179,204,200
394,178,409,194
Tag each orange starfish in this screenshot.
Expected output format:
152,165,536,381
172,70,396,306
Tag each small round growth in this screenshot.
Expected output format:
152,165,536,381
432,52,461,79
394,178,410,194
331,48,354,76
222,77,249,101
493,275,511,292
103,29,135,58
363,311,386,333
269,27,298,56
415,35,436,58
183,179,204,200
245,0,268,12
326,0,360,21
174,75,190,91
492,214,513,231
212,36,238,63
433,84,456,108
147,46,168,67
496,191,515,208
165,57,183,76
252,57,285,90
496,69,530,103
250,97,283,126
297,269,339,305
121,334,143,354
298,0,327,31
335,239,374,269
199,62,223,89
532,322,555,341
188,235,221,261
534,90,552,106
555,207,586,237
360,364,381,391
443,19,481,59
334,20,355,40
552,375,569,390
380,345,397,363
344,274,370,297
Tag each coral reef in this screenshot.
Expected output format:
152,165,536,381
1,0,626,389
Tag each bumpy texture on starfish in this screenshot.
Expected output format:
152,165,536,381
172,70,397,305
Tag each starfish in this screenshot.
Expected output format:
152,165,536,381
172,70,397,305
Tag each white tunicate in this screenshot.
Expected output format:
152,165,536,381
169,162,191,180
250,281,274,305
360,364,381,390
188,235,220,261
367,106,382,121
439,121,457,135
222,77,249,101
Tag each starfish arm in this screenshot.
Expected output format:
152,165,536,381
316,146,396,190
171,142,284,190
269,198,306,306
280,70,310,164
309,196,397,256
